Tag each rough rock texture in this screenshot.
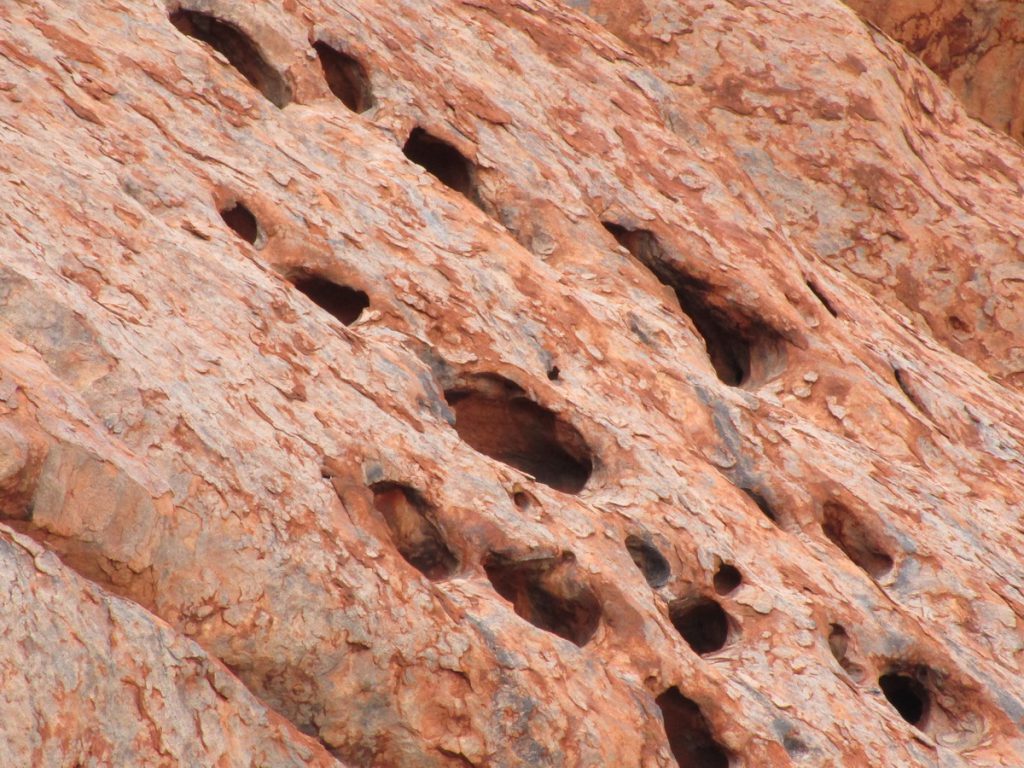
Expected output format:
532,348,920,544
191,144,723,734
1,0,1023,767
843,0,1024,144
0,525,340,767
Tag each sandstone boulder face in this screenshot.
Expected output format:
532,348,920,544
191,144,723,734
1,1,1023,767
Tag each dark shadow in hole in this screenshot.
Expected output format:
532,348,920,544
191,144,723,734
403,128,480,206
291,274,369,326
314,41,374,113
220,202,259,245
603,222,784,387
546,366,560,381
806,280,839,318
741,487,779,525
669,597,731,655
625,534,671,588
484,552,601,646
169,9,291,108
712,563,742,595
822,501,894,579
370,482,457,580
443,374,593,494
512,490,536,512
655,687,730,768
879,671,930,728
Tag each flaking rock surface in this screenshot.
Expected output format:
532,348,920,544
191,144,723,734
1,0,1023,766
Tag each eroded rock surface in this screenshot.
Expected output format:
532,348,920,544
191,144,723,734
844,0,1024,144
1,0,1023,766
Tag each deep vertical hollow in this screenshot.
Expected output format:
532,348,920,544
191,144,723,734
291,274,369,326
821,501,894,579
370,482,457,580
655,688,730,768
220,203,259,245
314,41,374,113
484,553,601,646
443,374,592,494
669,598,731,654
879,672,929,728
624,534,671,588
402,128,480,205
741,487,779,525
169,9,291,108
712,563,742,595
603,222,782,387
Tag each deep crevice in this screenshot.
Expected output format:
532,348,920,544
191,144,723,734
806,279,838,317
370,482,457,580
314,41,374,113
603,221,784,387
290,274,369,326
741,487,780,525
669,597,732,655
169,9,291,108
403,128,481,206
625,534,671,588
484,552,601,646
443,374,592,494
220,202,259,245
655,688,730,768
821,501,894,579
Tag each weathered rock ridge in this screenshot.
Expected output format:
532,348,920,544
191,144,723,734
1,0,1023,766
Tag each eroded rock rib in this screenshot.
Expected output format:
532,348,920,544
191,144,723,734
1,0,1023,766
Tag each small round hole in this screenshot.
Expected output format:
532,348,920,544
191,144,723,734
669,598,731,655
712,563,741,595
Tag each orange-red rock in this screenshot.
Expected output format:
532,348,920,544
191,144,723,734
1,0,1023,766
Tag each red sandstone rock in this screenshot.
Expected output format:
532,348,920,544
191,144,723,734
1,0,1024,766
844,0,1024,144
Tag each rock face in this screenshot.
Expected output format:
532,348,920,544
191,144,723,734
843,0,1024,144
1,1,1023,767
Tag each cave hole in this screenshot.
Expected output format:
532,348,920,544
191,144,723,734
314,41,374,113
712,563,742,595
484,553,601,646
806,280,838,318
822,502,894,579
879,672,929,728
443,374,593,494
219,202,259,245
603,221,782,387
403,128,480,205
625,534,671,588
669,597,731,655
655,688,730,768
546,365,560,381
169,9,291,108
290,273,369,326
370,482,457,580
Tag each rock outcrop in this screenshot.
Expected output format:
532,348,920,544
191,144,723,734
1,0,1023,766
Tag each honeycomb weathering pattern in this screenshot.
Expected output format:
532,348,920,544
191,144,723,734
0,0,1023,766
